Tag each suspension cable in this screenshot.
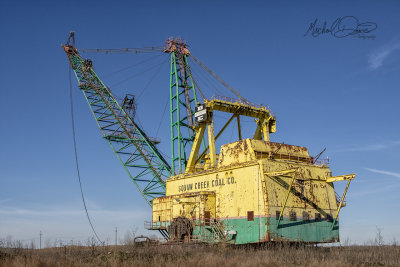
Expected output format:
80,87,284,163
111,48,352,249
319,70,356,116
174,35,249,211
190,54,251,105
69,67,103,244
110,59,167,88
190,60,224,98
156,98,169,138
78,47,163,54
182,57,207,101
136,56,169,100
103,54,164,78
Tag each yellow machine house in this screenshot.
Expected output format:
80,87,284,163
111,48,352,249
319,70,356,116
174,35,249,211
150,98,355,244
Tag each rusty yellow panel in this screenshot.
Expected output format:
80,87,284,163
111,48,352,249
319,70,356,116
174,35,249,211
250,140,310,159
265,177,332,209
172,195,198,219
262,160,331,181
260,159,337,218
166,163,266,219
218,139,256,167
153,192,217,222
204,194,216,218
152,196,173,223
217,139,311,168
218,139,311,166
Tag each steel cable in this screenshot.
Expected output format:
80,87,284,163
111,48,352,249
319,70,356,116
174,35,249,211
78,47,163,54
189,54,251,105
69,67,103,244
103,54,164,78
136,56,169,100
110,59,167,88
155,98,169,138
190,61,224,98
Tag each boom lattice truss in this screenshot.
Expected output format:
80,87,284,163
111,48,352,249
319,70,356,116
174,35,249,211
165,38,200,174
63,40,171,207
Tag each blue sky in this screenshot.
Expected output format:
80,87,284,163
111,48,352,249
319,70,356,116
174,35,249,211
1,0,399,246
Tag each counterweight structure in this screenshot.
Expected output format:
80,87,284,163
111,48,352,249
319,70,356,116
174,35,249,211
63,33,355,244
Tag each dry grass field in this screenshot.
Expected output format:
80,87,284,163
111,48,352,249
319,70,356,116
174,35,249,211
1,243,400,267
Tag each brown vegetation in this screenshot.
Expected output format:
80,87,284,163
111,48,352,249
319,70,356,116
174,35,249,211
1,243,400,267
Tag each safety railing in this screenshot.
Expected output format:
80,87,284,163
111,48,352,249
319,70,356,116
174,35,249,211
335,192,347,207
146,218,231,243
145,220,170,230
255,151,316,164
210,95,271,111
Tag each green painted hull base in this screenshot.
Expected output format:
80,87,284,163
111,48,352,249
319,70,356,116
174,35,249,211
153,216,339,244
192,217,339,244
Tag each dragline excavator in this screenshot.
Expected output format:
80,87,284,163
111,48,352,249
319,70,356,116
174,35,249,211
63,32,356,244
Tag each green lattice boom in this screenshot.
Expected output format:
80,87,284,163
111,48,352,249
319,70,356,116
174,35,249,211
169,50,199,174
63,45,171,207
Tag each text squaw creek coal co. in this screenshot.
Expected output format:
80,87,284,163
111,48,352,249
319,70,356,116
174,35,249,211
178,176,236,192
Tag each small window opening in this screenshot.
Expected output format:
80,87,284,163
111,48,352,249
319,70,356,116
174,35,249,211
303,212,309,221
247,211,254,221
289,211,297,221
204,211,211,226
276,211,280,220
